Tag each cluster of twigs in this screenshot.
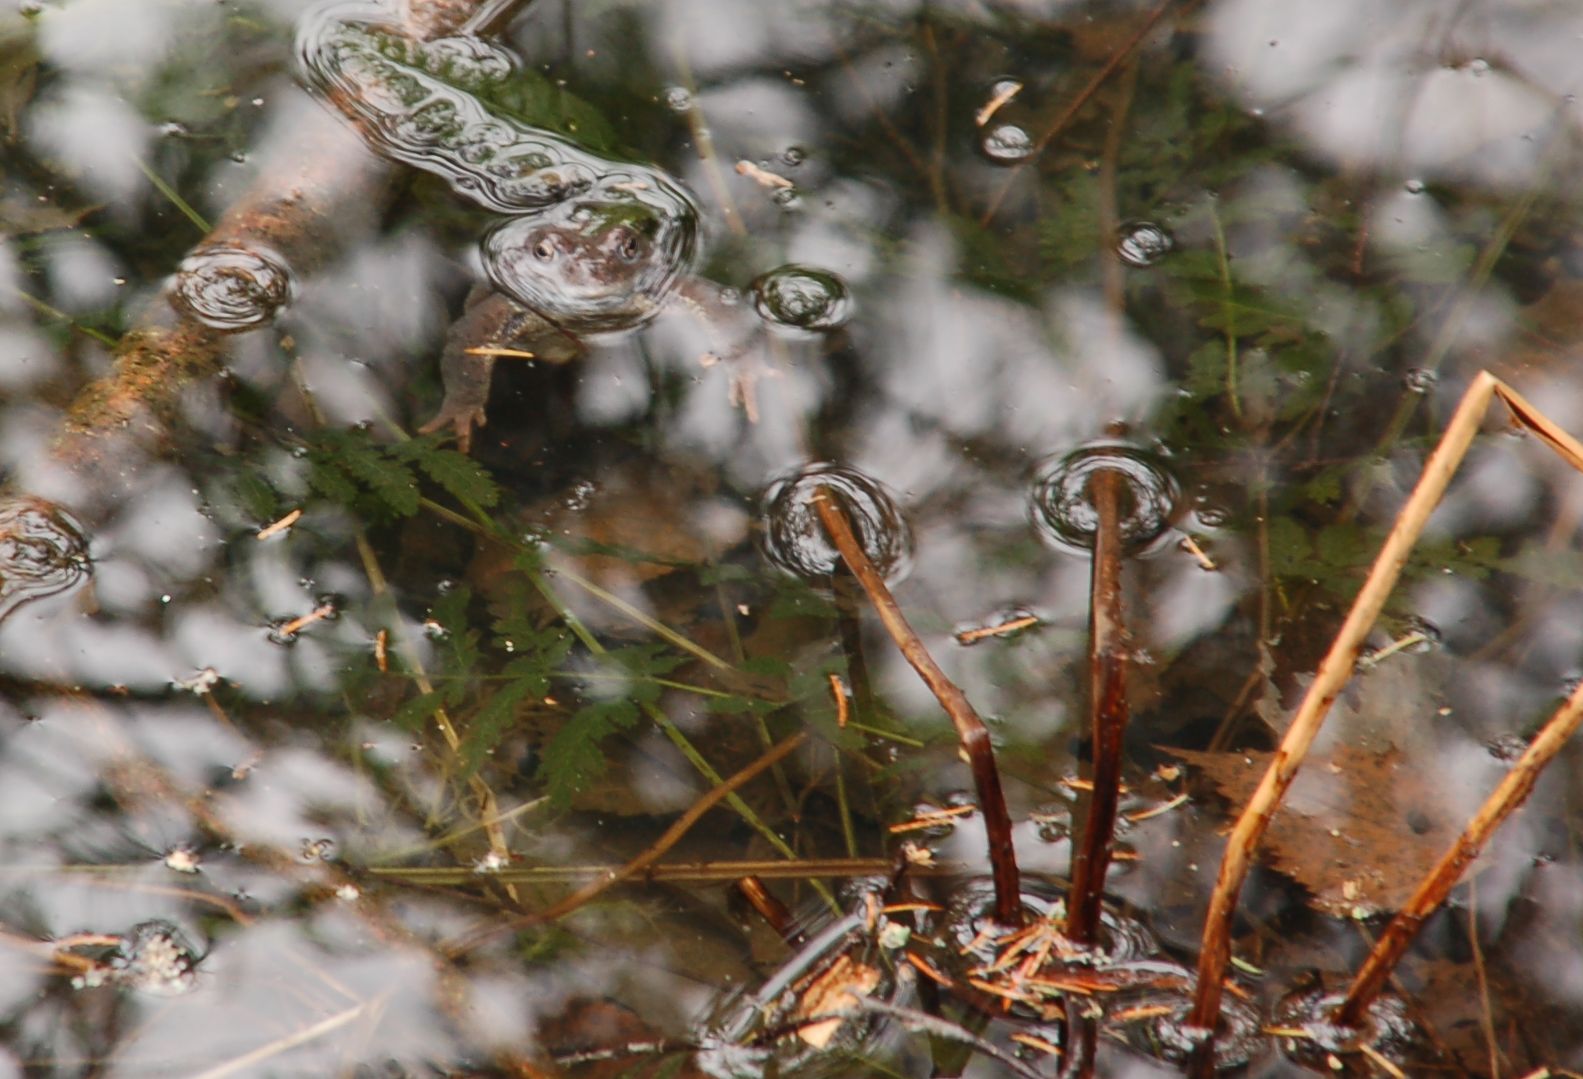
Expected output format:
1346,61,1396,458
788,372,1583,1075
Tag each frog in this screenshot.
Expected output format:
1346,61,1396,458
296,3,701,449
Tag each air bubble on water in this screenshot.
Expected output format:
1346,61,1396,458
1404,178,1425,195
750,264,852,332
0,497,92,622
1194,499,1229,528
770,185,802,210
979,122,1035,165
1274,988,1418,1071
1467,57,1489,75
663,86,692,111
781,146,806,167
1030,442,1183,555
1486,733,1529,762
1115,220,1174,267
171,244,295,331
759,463,912,584
1401,614,1442,652
157,121,188,138
1029,804,1070,843
1403,367,1436,393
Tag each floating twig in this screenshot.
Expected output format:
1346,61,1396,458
735,159,795,189
255,508,302,540
974,80,1022,127
954,613,1041,645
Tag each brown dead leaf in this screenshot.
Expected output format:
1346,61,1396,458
1167,742,1457,917
790,953,882,1048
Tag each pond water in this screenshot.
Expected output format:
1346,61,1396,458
3,0,1583,1074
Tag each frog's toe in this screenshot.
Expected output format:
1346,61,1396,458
419,405,487,454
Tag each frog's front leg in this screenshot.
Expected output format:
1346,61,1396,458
420,284,580,452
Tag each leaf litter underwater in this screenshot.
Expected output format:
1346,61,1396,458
3,0,1583,1075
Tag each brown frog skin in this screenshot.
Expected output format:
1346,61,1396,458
418,283,580,453
421,212,689,452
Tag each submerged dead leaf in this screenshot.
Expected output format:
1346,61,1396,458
791,953,882,1048
1168,742,1457,917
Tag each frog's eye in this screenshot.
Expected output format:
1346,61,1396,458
614,229,643,261
532,237,557,261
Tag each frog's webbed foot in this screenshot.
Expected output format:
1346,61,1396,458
419,398,487,455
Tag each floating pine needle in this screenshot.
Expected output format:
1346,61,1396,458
975,80,1023,126
888,804,976,833
828,672,850,727
1009,1031,1063,1058
1180,533,1216,570
1124,791,1190,823
734,159,795,189
903,950,955,987
954,614,1041,645
276,602,336,638
255,508,301,539
463,345,536,359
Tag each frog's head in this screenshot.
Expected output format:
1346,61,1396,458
482,169,699,334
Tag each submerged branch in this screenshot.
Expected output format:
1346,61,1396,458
447,731,808,953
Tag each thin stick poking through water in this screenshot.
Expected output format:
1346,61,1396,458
1065,467,1130,946
813,487,1024,927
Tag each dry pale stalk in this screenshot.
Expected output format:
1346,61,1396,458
812,487,1024,927
1335,675,1583,1026
1189,370,1583,1065
1187,372,1501,1043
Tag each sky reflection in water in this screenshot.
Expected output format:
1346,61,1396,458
1,0,1582,1072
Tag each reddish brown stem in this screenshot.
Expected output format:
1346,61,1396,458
1334,677,1583,1028
1065,468,1130,946
813,487,1023,928
735,876,800,944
